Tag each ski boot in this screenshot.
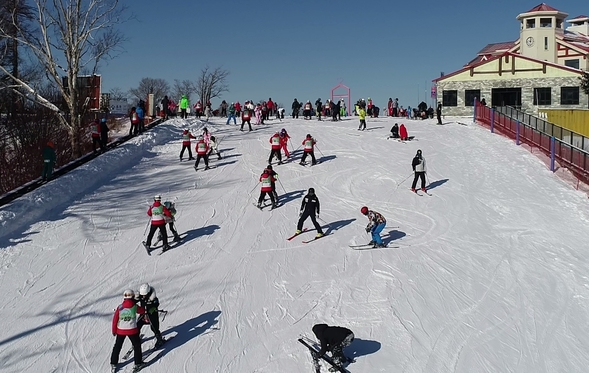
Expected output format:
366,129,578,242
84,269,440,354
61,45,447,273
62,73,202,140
421,188,427,192
411,188,416,192
111,363,117,373
173,235,182,242
154,335,166,348
161,244,170,252
316,232,324,238
204,166,210,170
132,363,146,373
367,240,376,246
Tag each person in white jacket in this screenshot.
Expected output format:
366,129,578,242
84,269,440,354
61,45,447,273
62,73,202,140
411,149,427,192
207,135,222,160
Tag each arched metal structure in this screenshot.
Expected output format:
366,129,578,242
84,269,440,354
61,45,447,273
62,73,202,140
331,83,351,116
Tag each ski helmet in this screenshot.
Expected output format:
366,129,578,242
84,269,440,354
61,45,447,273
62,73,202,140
360,206,369,215
308,188,315,195
139,283,151,296
123,289,135,299
417,149,422,155
267,164,273,170
154,195,162,201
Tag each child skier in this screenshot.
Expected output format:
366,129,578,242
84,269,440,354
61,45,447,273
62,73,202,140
411,149,427,192
136,283,166,348
360,206,387,248
143,195,173,252
358,106,367,130
389,123,400,139
180,129,196,161
110,289,145,373
241,108,252,131
257,168,277,209
207,135,222,160
279,128,291,159
312,323,355,371
268,132,283,164
264,165,279,202
194,136,210,171
296,188,324,238
157,200,181,243
299,134,318,165
399,123,408,141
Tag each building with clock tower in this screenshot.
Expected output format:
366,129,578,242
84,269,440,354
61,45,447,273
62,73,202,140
433,3,589,116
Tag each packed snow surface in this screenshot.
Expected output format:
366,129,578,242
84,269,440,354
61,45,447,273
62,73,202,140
1,115,589,373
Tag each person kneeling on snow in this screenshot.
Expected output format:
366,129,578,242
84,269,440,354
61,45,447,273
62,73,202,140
389,123,400,139
312,323,354,370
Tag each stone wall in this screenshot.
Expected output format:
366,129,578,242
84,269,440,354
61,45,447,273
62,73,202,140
436,76,589,116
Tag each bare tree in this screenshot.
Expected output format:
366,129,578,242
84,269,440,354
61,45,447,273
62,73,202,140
109,86,128,101
195,65,229,104
171,79,195,103
128,77,169,104
0,0,128,157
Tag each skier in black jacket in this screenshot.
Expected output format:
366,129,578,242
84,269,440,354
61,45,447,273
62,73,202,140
296,188,324,238
312,323,354,369
136,283,166,348
291,99,301,118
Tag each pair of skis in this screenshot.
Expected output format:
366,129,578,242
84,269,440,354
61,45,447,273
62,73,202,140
287,228,330,243
411,188,432,196
298,338,351,373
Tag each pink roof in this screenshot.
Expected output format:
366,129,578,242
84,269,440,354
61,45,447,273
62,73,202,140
526,3,560,13
570,15,589,20
476,41,517,55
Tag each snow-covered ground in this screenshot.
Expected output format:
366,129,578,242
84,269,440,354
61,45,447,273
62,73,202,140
1,115,589,373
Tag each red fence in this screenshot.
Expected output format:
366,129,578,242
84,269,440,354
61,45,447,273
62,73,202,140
474,102,589,187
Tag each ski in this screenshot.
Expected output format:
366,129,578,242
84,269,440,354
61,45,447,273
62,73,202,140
298,338,349,373
141,242,151,256
141,336,175,362
351,245,397,250
122,334,144,360
302,233,329,244
410,189,423,196
287,228,308,241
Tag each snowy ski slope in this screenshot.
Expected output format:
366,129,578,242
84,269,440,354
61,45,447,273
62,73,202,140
1,115,589,373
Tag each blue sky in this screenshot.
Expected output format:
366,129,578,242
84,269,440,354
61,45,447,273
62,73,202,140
99,0,587,109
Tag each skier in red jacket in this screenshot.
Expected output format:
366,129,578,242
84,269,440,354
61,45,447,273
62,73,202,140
194,136,210,171
279,128,291,158
143,195,173,252
110,289,146,372
257,169,277,209
268,132,282,164
299,134,317,165
399,124,408,141
180,129,196,161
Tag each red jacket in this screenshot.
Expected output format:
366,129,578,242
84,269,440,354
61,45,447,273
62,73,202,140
235,102,241,111
270,134,281,150
182,130,196,145
259,172,275,192
279,134,290,147
302,137,315,152
112,299,145,336
147,201,172,226
267,100,274,110
399,125,408,140
90,121,101,138
195,139,209,155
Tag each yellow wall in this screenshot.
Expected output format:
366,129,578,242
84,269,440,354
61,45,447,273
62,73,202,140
443,55,580,82
539,109,589,137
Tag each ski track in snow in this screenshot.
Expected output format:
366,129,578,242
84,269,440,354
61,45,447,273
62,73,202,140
1,116,589,372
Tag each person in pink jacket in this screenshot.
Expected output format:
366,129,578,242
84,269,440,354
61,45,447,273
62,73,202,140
110,289,145,372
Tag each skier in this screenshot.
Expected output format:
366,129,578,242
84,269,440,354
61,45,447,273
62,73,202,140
268,132,283,165
436,102,443,125
389,123,400,139
256,168,277,209
41,141,56,181
90,119,102,152
129,107,139,136
179,95,189,119
202,127,211,145
226,103,237,125
241,107,253,131
411,149,427,192
100,118,109,150
291,98,301,119
193,136,210,171
110,289,145,373
360,206,387,248
194,100,203,118
207,135,222,160
299,134,318,166
358,106,366,130
158,200,182,243
264,164,279,202
279,128,291,159
295,188,324,238
399,123,408,141
315,98,322,121
143,195,172,252
180,129,196,161
136,283,166,348
312,323,354,371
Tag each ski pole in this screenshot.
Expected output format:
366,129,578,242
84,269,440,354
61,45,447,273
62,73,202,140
315,144,325,157
143,218,150,235
396,172,414,189
288,139,296,153
249,181,261,194
277,178,287,194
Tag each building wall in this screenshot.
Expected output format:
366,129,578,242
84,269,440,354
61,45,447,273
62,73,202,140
437,76,588,116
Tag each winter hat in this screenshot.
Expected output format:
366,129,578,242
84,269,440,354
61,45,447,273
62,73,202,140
308,188,315,195
360,206,369,215
123,289,135,299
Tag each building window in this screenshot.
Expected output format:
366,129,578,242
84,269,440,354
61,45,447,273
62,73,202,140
560,87,579,105
533,88,551,105
565,59,580,69
464,90,480,106
442,90,458,107
544,37,548,50
556,20,562,29
540,18,552,27
526,19,536,28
